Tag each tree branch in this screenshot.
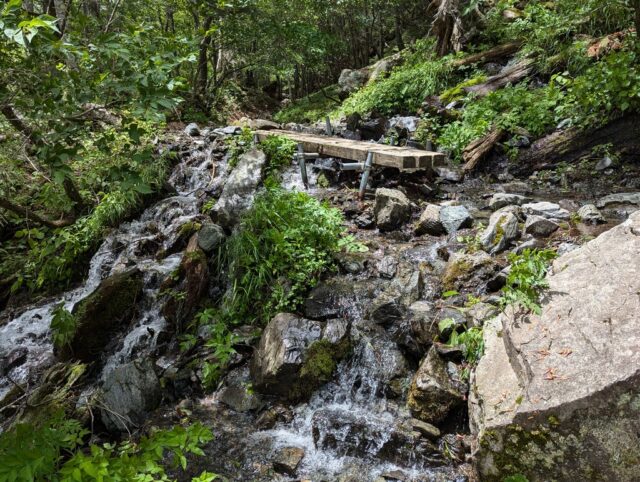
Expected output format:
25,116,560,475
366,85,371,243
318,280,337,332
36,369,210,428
0,197,75,228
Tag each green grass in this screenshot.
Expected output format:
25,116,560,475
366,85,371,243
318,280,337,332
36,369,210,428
274,85,342,124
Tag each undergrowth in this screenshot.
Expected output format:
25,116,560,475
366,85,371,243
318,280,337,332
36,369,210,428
274,85,341,124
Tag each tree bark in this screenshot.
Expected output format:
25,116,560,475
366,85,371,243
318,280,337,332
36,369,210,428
451,42,522,68
462,127,505,172
463,58,533,97
0,197,75,228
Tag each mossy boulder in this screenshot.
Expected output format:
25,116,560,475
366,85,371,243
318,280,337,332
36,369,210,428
250,313,350,401
470,211,640,480
442,251,496,292
59,269,143,362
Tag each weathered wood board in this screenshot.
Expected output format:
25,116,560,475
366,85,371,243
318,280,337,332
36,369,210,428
256,129,445,171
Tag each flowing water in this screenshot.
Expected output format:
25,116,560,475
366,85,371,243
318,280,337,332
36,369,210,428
0,135,219,403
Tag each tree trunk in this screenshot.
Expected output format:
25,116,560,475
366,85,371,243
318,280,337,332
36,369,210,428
462,127,505,172
451,42,522,68
394,8,405,51
0,197,75,228
634,0,640,36
463,58,533,97
196,16,213,110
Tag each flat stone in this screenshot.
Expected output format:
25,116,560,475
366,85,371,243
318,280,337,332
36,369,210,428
524,215,560,237
487,193,528,211
577,204,605,224
596,192,640,208
411,418,442,440
471,211,640,481
522,201,570,220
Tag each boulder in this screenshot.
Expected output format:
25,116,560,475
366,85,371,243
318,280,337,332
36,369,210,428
60,269,143,361
596,192,640,208
524,215,559,237
250,313,349,401
376,256,398,279
433,166,463,183
522,201,570,220
439,205,473,234
487,193,528,211
184,123,200,136
338,68,370,93
415,204,445,236
374,188,412,232
407,348,466,425
470,211,640,481
273,447,305,476
100,359,161,432
197,222,226,253
442,251,497,292
480,208,520,254
210,148,267,228
577,204,605,224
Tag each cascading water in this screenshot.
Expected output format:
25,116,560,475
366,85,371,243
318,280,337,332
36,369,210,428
0,133,221,404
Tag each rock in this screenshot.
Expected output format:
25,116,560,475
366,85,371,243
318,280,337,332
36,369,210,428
524,215,559,238
359,117,387,141
100,359,161,432
245,118,280,130
411,418,441,440
596,192,640,208
369,54,402,82
487,193,528,211
577,204,606,224
408,348,465,426
256,404,293,430
376,256,398,279
273,447,305,476
369,291,404,326
213,125,242,136
60,269,143,362
374,188,412,232
557,241,579,256
595,156,613,171
197,222,226,253
513,238,544,255
439,205,473,234
250,313,349,401
442,251,497,292
210,148,267,228
217,367,261,412
466,302,498,328
522,201,570,220
434,166,463,183
354,212,375,229
387,116,421,135
415,204,445,236
338,68,370,93
184,123,200,136
480,209,519,253
470,211,640,481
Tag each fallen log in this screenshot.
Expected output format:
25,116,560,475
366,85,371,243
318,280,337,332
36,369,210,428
464,58,533,97
514,114,640,175
462,127,505,172
451,42,522,68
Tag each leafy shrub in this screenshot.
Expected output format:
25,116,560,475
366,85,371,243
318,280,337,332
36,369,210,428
50,304,76,349
222,188,347,325
274,85,341,124
260,134,297,181
0,413,214,481
439,318,485,364
499,248,557,314
225,127,255,168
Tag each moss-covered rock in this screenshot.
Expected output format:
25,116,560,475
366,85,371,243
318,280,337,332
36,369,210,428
58,268,143,362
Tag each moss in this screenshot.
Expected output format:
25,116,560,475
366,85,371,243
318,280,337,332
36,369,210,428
493,218,506,246
316,172,330,188
440,75,488,103
442,258,473,291
179,221,202,238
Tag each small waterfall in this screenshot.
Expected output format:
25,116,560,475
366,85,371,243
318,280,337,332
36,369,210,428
0,134,219,402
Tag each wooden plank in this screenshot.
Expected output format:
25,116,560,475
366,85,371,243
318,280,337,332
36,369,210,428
256,129,445,171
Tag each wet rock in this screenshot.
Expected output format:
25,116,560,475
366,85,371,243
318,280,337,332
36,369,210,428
439,205,473,234
256,404,293,430
471,211,640,481
369,291,404,326
374,188,411,232
524,215,559,238
442,251,497,292
379,470,408,481
60,268,143,362
337,252,366,275
210,148,267,228
434,166,463,183
184,123,200,136
273,446,305,476
487,193,528,211
376,256,398,279
577,204,605,224
250,313,349,401
354,211,376,229
522,201,570,220
415,204,445,236
407,301,438,350
218,368,261,412
595,156,613,171
100,359,161,433
411,418,442,440
408,348,465,426
596,192,640,208
197,222,226,253
304,280,358,320
480,209,519,253
0,347,28,375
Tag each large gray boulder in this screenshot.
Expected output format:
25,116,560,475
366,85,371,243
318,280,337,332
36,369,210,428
211,148,266,228
100,359,161,432
596,192,640,208
480,208,519,253
374,188,411,232
470,211,640,481
338,68,370,93
440,205,473,234
250,313,349,401
415,204,445,236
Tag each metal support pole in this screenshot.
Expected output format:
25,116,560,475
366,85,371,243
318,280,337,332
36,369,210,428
325,116,333,136
358,151,374,200
297,143,309,188
253,132,259,146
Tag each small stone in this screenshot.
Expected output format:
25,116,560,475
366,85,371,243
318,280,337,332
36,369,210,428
380,469,408,481
411,418,442,440
354,212,376,229
434,166,463,182
439,205,473,234
522,201,570,220
415,204,445,236
273,447,305,476
524,215,560,237
184,123,200,136
376,256,398,279
513,238,544,255
577,204,606,224
197,223,226,253
595,156,613,171
374,188,412,232
487,193,528,211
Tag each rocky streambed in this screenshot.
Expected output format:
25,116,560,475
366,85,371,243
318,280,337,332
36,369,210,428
2,122,640,481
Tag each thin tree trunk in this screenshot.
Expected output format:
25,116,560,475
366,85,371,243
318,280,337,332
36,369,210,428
0,197,75,228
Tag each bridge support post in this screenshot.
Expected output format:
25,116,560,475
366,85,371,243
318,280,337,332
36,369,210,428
296,143,309,188
359,151,374,200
